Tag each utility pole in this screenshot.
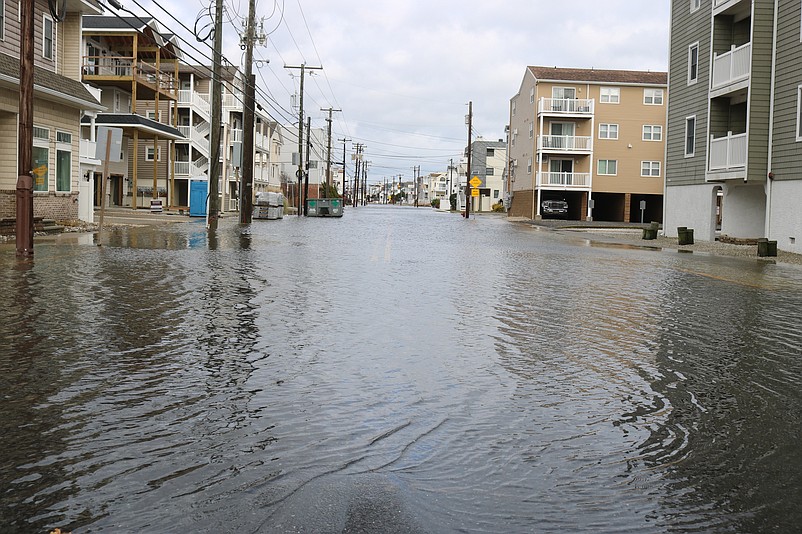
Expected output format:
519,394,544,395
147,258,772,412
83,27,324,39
285,64,322,216
465,101,473,219
352,143,363,207
304,116,311,215
338,137,350,200
208,0,224,230
15,0,34,257
362,161,368,205
240,0,265,224
321,107,341,194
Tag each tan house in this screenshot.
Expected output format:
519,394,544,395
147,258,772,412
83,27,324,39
0,0,104,223
507,67,667,222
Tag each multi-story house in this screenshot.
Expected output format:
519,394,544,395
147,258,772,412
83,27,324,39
274,123,326,206
467,138,507,212
665,0,802,253
81,15,184,211
0,0,104,223
508,66,667,222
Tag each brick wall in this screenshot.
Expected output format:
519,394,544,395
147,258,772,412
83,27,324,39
0,190,79,221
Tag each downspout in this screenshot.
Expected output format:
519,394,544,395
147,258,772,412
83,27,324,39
765,0,779,239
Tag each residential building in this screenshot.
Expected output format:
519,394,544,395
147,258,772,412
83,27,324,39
508,66,667,222
274,123,326,206
81,15,184,211
0,0,104,223
665,0,802,253
467,138,507,212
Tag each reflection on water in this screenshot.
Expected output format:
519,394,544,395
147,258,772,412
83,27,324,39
1,207,802,532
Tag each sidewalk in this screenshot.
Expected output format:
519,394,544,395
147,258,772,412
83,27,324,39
514,217,802,266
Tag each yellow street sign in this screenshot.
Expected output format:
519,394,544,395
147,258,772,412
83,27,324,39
469,176,482,188
471,188,480,197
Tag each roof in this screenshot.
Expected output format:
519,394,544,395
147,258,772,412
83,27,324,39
0,52,103,110
527,66,667,86
82,113,185,140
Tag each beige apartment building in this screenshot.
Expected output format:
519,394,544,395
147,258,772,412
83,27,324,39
507,67,667,222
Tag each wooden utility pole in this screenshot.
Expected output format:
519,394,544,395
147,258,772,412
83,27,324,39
338,137,350,199
321,108,341,192
240,0,261,224
352,143,363,207
465,101,473,219
16,0,35,257
208,0,224,230
285,64,322,216
304,116,311,215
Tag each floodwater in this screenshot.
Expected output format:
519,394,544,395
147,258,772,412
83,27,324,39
2,206,802,533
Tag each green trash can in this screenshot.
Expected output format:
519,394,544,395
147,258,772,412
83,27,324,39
642,221,659,240
757,238,778,257
677,227,694,245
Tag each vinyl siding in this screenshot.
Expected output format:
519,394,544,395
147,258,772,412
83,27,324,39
746,0,776,183
770,0,802,181
666,0,711,187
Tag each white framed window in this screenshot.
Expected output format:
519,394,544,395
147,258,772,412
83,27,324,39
33,126,50,192
511,101,516,117
686,116,697,156
530,87,535,104
600,87,620,104
0,2,5,41
527,158,532,174
691,0,701,13
146,110,163,122
688,42,699,85
56,131,72,193
529,122,534,139
486,168,494,176
43,15,54,60
599,123,619,139
146,146,162,162
598,159,617,175
643,125,663,141
644,89,664,105
641,161,661,177
797,86,802,140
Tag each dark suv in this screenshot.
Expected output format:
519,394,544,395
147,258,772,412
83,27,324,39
541,200,568,216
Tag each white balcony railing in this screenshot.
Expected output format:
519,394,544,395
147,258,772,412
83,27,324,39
223,93,243,111
80,139,98,160
538,98,594,115
178,90,211,119
712,42,751,90
174,161,191,175
539,135,592,152
539,172,590,188
709,131,747,170
230,128,243,143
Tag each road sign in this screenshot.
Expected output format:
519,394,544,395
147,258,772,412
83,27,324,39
469,176,482,188
95,126,123,162
471,188,480,197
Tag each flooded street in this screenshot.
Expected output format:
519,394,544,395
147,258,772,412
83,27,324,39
2,206,802,533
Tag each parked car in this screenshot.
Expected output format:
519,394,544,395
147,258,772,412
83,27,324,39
541,200,568,215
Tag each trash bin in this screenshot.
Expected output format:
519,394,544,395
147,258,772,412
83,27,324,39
642,221,659,240
757,238,778,257
677,227,694,245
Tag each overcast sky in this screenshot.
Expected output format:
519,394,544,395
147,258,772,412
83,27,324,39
127,0,670,182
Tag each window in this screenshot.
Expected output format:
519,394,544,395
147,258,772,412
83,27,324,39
487,148,495,157
56,132,72,192
512,101,516,117
641,161,661,177
688,43,699,84
643,125,663,141
529,122,533,139
598,159,617,175
644,89,664,105
686,116,697,155
486,168,494,176
33,127,50,192
599,123,619,139
0,2,5,41
146,147,162,162
530,87,535,104
147,110,162,122
527,158,532,174
691,0,701,12
493,190,499,198
600,87,620,104
43,16,54,60
797,86,802,140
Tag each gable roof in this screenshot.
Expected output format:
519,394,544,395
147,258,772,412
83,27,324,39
0,53,103,110
528,66,667,86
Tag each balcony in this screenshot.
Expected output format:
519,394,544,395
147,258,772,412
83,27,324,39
538,172,590,189
538,135,592,153
82,56,177,100
538,98,594,116
711,43,751,95
80,139,99,163
713,0,749,15
174,160,191,175
178,89,211,120
709,131,747,171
